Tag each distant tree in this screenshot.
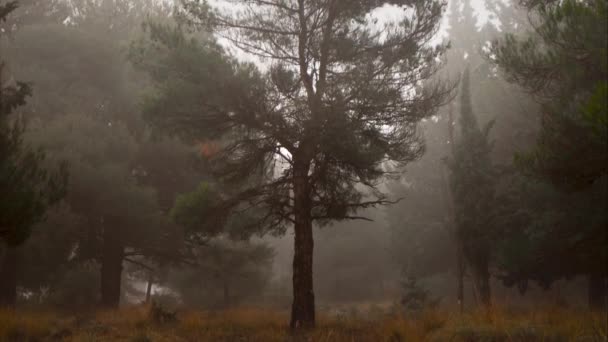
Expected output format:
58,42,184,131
447,67,497,307
399,271,440,316
491,0,607,309
314,209,397,303
162,240,274,309
386,172,455,280
390,0,534,313
16,203,82,304
1,1,204,309
28,113,166,308
10,28,151,308
141,0,451,329
0,1,67,307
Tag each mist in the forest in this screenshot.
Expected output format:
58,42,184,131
0,0,605,339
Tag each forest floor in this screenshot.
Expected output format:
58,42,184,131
0,305,606,341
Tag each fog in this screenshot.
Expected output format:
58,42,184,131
0,0,605,337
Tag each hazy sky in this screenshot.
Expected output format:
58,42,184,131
213,0,506,64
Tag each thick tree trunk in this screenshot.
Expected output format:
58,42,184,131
0,246,18,308
588,272,607,311
100,226,124,308
290,160,315,331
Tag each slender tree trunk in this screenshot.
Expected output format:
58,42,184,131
290,159,315,331
474,260,491,308
145,273,153,304
588,272,607,311
223,279,230,308
100,226,124,308
444,103,465,314
457,250,465,313
0,246,18,308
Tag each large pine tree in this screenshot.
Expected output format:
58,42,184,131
139,0,451,329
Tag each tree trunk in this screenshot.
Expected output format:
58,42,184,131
588,272,607,311
457,249,465,313
0,246,18,308
474,260,491,308
223,279,230,308
290,160,315,331
444,103,465,314
100,226,124,308
145,273,153,304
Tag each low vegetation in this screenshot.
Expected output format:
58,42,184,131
0,305,605,341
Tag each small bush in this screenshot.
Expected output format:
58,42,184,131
149,301,177,325
399,273,440,317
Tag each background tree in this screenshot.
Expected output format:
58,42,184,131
0,0,67,307
3,5,176,308
491,0,607,309
447,67,497,307
384,0,537,312
314,209,397,304
159,240,274,309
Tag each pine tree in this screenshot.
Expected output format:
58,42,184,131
138,0,451,329
0,1,67,307
400,271,440,316
491,0,607,310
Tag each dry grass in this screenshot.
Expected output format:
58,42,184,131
0,305,605,341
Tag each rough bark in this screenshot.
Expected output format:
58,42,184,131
100,226,124,308
290,159,315,330
0,246,18,308
588,272,607,311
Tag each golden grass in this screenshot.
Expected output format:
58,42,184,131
0,309,63,341
0,305,605,341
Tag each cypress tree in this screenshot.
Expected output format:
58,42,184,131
448,67,496,307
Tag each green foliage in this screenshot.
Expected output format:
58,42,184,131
492,0,607,191
134,3,449,327
491,0,607,302
129,21,250,142
171,182,224,238
137,0,451,235
0,3,67,246
582,81,608,142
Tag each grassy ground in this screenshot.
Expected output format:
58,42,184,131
0,305,605,341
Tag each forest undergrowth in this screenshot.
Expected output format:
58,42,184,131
0,304,605,341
